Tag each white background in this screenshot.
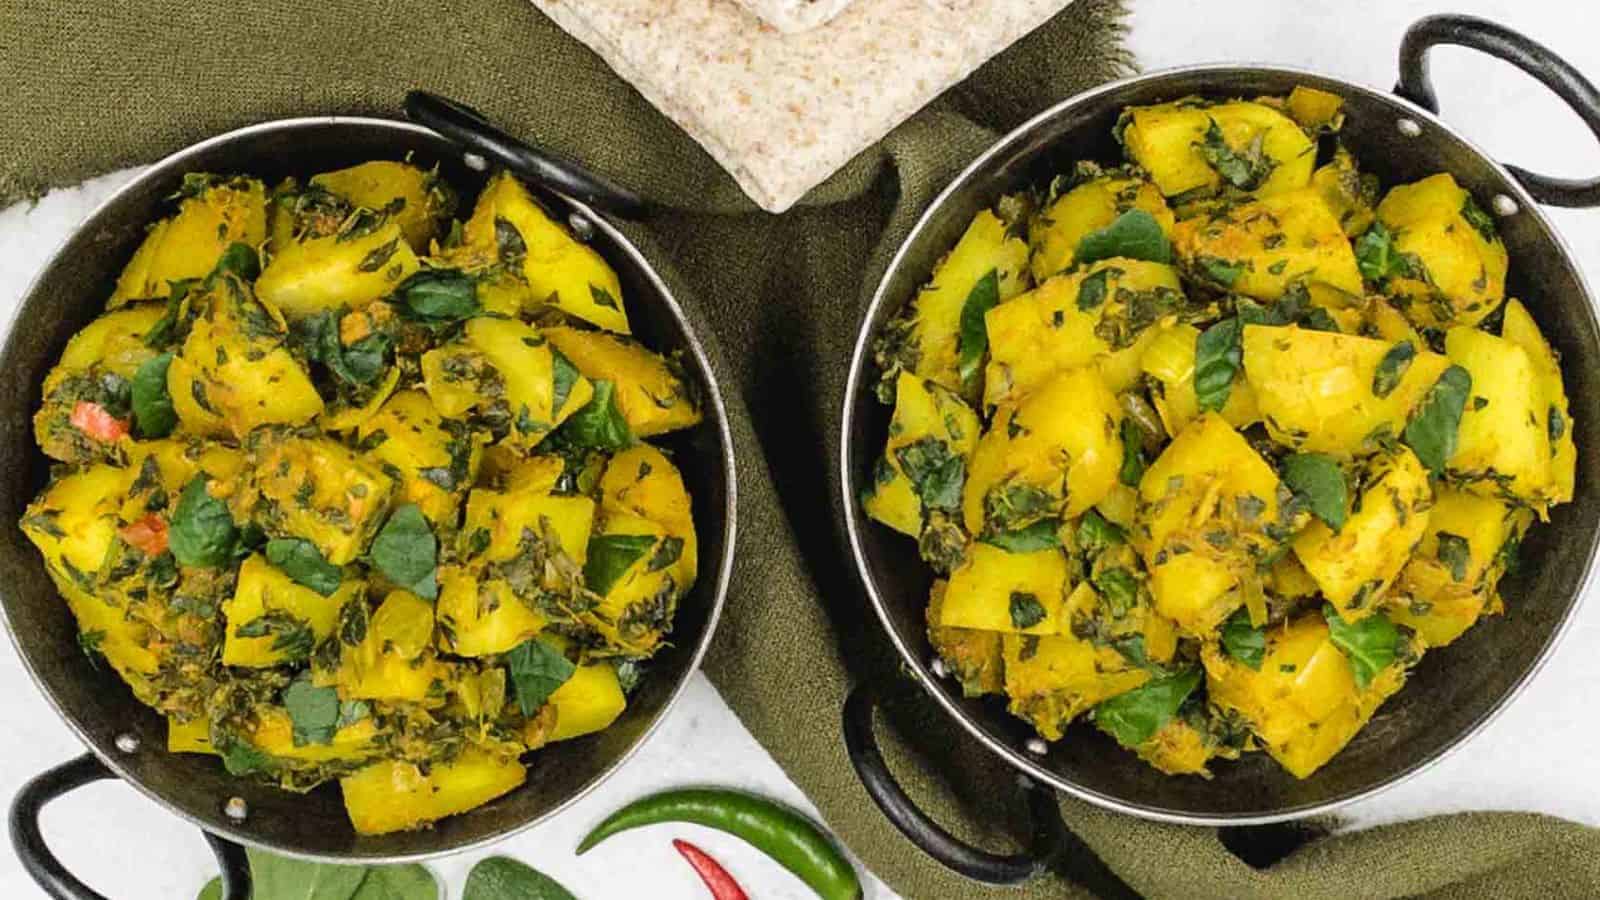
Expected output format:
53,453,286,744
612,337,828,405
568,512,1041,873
2,1,1598,897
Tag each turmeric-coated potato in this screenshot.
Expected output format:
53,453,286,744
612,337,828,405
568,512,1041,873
109,176,267,307
1119,100,1315,200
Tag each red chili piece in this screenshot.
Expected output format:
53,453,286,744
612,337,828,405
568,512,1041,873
70,401,130,442
118,514,169,556
673,839,749,900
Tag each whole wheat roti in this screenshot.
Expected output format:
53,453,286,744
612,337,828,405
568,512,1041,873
532,0,1077,212
734,0,858,33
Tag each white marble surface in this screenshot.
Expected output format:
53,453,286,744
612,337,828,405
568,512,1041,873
3,1,1600,897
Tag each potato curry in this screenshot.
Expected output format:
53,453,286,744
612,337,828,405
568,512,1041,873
21,161,702,833
866,86,1574,779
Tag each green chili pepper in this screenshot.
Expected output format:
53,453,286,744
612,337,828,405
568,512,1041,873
576,788,862,900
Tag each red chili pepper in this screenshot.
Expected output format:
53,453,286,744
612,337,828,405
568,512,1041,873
118,514,169,556
70,401,130,442
673,839,749,900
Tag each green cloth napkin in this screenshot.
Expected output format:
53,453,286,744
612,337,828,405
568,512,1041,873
4,2,1599,896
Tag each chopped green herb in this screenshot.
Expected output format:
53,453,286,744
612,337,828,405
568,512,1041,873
1280,453,1348,531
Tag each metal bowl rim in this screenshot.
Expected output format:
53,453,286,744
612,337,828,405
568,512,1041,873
840,61,1600,826
0,114,740,861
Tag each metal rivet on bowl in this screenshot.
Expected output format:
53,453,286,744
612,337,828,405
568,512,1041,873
567,212,595,242
929,657,948,679
113,732,141,754
1492,194,1520,217
1025,738,1049,756
1396,118,1423,138
462,152,488,172
224,797,249,822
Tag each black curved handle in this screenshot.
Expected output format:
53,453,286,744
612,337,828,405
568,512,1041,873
404,90,650,218
1394,14,1600,208
842,682,1066,884
9,754,253,900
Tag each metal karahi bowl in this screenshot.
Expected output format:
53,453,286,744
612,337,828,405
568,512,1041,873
839,15,1600,883
2,108,736,898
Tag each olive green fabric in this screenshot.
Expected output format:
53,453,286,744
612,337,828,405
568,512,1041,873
4,2,1599,897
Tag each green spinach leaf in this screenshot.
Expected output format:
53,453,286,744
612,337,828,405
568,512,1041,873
1220,608,1266,670
1076,267,1113,311
981,518,1060,553
266,538,342,596
170,477,238,568
956,269,1001,391
1094,667,1202,748
555,380,633,451
1403,365,1471,473
1280,453,1348,531
1460,194,1497,242
1009,591,1047,629
1323,604,1398,690
1119,418,1147,487
1194,317,1243,413
396,269,479,322
370,504,438,599
895,438,964,512
1353,222,1418,282
584,534,657,596
1436,532,1471,582
283,679,340,746
462,857,577,900
1075,509,1125,552
130,352,177,438
550,348,581,417
505,640,576,716
1195,119,1275,190
1075,209,1173,266
1372,340,1416,398
197,848,438,900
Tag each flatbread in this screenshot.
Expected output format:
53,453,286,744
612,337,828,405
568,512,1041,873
732,0,858,33
532,0,1076,212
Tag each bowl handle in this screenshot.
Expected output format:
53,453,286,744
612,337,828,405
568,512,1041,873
404,90,650,218
841,681,1066,884
1394,14,1600,208
8,753,253,900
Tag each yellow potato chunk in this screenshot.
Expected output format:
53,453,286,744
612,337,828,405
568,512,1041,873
1445,327,1552,504
255,222,421,320
436,567,546,658
939,543,1070,635
21,463,131,584
1173,189,1364,300
1002,632,1149,741
1119,100,1315,200
926,580,1005,697
1310,147,1376,237
984,259,1183,408
1137,414,1301,636
582,513,682,657
222,555,360,667
250,434,396,565
340,748,526,835
542,325,701,438
1388,490,1519,647
863,372,980,538
461,317,596,449
874,208,1031,398
246,708,380,764
1375,174,1509,329
1140,322,1260,435
1498,299,1574,504
1284,86,1346,132
1293,448,1433,618
599,444,698,584
357,389,483,524
1242,324,1451,457
1204,614,1405,778
310,160,453,252
176,275,324,437
964,367,1121,535
1028,169,1175,281
109,177,268,307
336,591,449,704
451,171,630,333
167,717,215,754
549,663,627,742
